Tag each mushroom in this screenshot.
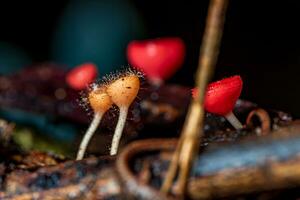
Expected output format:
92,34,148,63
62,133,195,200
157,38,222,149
76,86,113,160
192,75,243,129
106,74,140,155
127,37,185,85
66,62,98,90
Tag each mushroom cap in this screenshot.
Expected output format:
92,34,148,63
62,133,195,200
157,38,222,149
127,37,185,81
205,75,243,116
66,63,98,90
88,87,113,113
192,75,243,116
106,75,140,108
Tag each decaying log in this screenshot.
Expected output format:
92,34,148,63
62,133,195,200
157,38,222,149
5,168,120,200
2,157,119,200
0,114,296,199
189,121,300,199
116,121,300,199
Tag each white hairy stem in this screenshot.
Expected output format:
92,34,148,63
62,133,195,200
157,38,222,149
76,113,103,160
110,107,128,155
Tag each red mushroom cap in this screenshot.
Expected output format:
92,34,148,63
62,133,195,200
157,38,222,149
127,37,185,82
192,75,243,116
66,63,98,90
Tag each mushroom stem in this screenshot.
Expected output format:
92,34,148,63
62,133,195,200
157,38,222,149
225,111,243,130
110,106,128,155
76,113,103,160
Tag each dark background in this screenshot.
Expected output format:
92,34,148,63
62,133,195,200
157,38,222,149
0,0,299,117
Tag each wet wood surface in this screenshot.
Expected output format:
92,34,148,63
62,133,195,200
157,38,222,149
0,65,298,199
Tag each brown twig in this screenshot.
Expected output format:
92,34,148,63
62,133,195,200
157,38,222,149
160,137,183,193
246,108,271,135
161,0,229,196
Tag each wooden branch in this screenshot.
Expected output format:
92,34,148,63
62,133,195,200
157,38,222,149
162,0,229,196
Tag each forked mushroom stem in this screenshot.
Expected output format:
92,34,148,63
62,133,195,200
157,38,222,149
76,113,103,160
110,107,128,155
225,111,243,130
